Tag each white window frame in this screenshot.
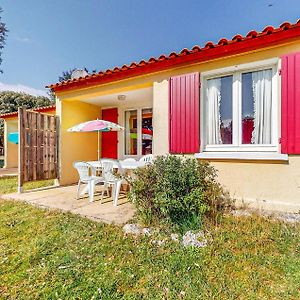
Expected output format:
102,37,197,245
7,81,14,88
124,107,153,157
200,58,280,153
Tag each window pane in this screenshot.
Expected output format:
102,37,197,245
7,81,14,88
142,108,153,155
242,69,272,144
220,76,233,144
242,72,254,144
125,110,137,155
206,75,233,145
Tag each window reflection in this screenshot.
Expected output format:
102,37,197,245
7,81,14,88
220,76,233,144
125,110,137,155
206,75,233,145
242,69,272,144
142,108,153,155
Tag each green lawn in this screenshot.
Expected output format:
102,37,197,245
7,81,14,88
0,176,54,195
0,200,299,299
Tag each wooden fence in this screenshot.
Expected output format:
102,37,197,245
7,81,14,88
18,108,59,192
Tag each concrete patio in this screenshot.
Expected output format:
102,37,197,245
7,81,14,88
1,185,135,225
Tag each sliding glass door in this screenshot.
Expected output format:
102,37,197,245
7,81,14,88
125,108,153,156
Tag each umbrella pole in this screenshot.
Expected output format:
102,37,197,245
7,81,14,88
97,130,100,160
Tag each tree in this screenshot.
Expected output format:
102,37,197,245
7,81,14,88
58,68,77,82
0,91,54,147
58,67,97,82
0,7,8,73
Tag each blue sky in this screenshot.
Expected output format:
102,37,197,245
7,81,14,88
0,0,299,96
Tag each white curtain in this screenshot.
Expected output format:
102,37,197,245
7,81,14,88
207,78,222,144
125,111,131,154
251,69,272,144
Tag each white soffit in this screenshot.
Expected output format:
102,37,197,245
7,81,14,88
81,87,153,107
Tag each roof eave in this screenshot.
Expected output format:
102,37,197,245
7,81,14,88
48,21,300,93
0,105,56,119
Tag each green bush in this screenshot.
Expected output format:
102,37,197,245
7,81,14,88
127,155,232,229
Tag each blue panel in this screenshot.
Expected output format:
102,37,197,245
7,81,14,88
8,132,19,144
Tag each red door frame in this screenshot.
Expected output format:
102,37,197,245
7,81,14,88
101,108,118,159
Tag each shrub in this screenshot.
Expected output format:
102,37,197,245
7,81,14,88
127,155,232,229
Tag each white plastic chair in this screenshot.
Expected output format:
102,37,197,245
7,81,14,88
88,160,112,202
139,154,154,165
100,159,124,206
73,161,104,202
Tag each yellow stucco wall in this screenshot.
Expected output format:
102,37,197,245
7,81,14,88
3,119,18,168
212,157,300,213
55,38,300,212
57,100,100,185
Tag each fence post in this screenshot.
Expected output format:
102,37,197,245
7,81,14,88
18,108,24,193
54,115,60,186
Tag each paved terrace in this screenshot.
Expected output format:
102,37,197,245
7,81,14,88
1,185,135,224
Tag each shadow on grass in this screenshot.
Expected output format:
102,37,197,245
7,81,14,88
0,176,54,195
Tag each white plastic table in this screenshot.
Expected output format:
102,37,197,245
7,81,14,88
81,159,145,201
87,160,145,170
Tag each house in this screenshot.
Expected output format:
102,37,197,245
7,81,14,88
0,105,56,169
43,20,300,212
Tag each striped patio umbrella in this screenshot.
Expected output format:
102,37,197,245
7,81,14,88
68,119,124,160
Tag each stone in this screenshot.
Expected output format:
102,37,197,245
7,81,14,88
231,210,252,217
182,230,207,248
276,213,300,224
151,239,166,246
170,233,179,242
122,223,142,235
122,224,155,236
231,209,300,224
141,227,152,236
157,240,165,246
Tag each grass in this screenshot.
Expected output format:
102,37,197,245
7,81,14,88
0,200,299,299
0,176,54,195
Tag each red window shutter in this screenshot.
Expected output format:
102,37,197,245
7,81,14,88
281,52,300,154
169,72,200,153
102,108,118,159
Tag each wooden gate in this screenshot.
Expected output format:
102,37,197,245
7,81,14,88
18,108,59,192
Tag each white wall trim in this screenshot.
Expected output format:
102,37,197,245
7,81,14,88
121,106,153,158
195,152,288,161
201,58,279,78
201,57,280,152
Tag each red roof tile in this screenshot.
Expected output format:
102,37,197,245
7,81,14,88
47,20,300,92
0,105,56,119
